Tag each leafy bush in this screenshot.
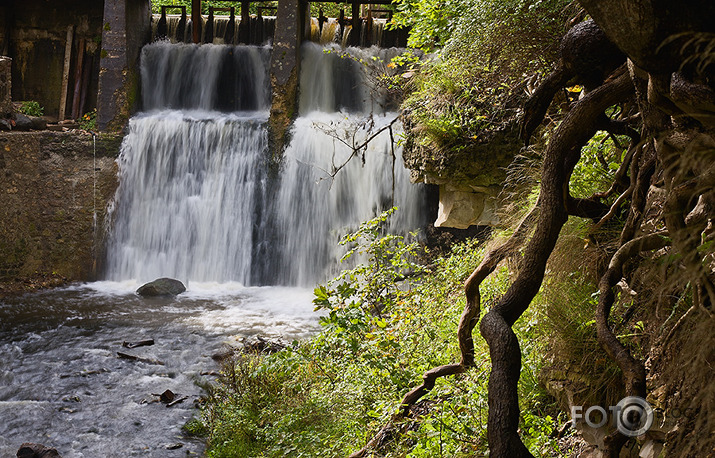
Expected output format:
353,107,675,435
399,0,574,170
19,101,44,117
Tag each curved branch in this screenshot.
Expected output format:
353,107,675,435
566,195,611,221
481,69,634,457
521,65,574,145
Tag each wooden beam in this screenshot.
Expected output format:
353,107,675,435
71,38,85,120
59,25,73,121
239,0,250,44
351,0,360,46
192,0,202,43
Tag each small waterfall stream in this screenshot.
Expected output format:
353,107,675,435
0,41,426,457
106,41,426,286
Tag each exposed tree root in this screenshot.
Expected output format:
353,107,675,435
479,69,633,457
595,231,670,456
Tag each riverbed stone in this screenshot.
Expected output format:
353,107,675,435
16,442,62,458
136,278,186,296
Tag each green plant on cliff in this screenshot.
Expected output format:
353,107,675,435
19,101,44,117
400,0,572,168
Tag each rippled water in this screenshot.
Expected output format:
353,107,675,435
0,282,319,457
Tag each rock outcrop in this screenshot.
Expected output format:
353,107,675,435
136,278,186,297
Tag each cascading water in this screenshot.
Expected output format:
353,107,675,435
0,40,427,457
106,41,426,286
269,42,426,284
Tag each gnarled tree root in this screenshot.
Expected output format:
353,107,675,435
480,70,634,457
596,231,670,457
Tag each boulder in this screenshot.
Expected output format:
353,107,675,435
136,277,186,297
13,113,33,131
29,116,47,130
16,443,61,458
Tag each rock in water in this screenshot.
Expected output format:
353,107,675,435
16,443,61,458
136,278,186,297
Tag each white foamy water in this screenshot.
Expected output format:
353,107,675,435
105,110,270,284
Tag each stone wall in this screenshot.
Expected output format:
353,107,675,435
0,131,120,286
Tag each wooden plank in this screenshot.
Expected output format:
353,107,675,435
59,25,73,121
239,0,250,43
192,0,202,43
71,38,85,120
351,0,360,46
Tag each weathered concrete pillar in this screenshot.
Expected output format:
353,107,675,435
97,0,151,132
268,0,309,161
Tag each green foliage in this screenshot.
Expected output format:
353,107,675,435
400,0,573,159
19,101,44,117
390,0,459,51
198,209,571,457
78,109,97,131
151,0,278,16
570,131,629,199
391,0,572,55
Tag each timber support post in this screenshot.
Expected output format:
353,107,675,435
351,0,360,46
192,0,202,43
239,0,250,44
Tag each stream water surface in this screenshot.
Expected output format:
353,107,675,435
0,282,318,457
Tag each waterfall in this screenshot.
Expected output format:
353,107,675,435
140,42,271,111
106,41,426,286
106,112,269,283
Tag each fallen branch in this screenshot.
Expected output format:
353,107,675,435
122,339,155,349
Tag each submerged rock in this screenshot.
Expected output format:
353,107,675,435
16,443,61,458
136,278,186,297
